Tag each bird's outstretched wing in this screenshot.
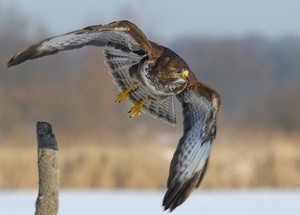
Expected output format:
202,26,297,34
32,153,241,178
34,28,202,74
163,81,221,212
7,20,151,67
7,20,176,125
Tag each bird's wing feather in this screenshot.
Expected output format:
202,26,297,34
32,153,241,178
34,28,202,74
7,20,151,67
163,82,220,211
104,49,176,125
7,20,176,124
141,95,176,125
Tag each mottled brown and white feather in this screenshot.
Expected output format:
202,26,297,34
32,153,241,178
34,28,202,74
104,49,176,124
163,81,221,211
7,21,150,67
7,20,178,125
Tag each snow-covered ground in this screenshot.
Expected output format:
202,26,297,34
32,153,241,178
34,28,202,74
0,189,299,215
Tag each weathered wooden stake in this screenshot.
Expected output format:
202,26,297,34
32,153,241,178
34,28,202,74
35,121,59,215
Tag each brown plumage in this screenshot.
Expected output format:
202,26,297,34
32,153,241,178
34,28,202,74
7,20,221,212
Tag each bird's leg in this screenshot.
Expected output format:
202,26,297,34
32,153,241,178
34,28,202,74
115,82,138,103
128,97,149,118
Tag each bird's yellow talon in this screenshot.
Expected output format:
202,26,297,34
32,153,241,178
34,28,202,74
129,97,148,118
115,83,138,103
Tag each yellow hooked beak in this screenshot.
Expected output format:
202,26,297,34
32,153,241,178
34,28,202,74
181,70,189,79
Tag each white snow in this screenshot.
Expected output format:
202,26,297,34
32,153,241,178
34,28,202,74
0,189,299,215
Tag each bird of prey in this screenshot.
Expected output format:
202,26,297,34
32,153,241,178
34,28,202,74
7,20,221,212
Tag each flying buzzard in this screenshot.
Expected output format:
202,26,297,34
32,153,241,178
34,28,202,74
7,20,221,212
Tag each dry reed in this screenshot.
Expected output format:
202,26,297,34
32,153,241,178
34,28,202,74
0,129,299,189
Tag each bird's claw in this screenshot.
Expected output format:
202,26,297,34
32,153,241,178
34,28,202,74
115,91,129,103
115,83,138,103
128,97,149,118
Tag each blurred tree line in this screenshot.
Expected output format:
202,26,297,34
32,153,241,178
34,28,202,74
1,6,300,143
172,36,300,130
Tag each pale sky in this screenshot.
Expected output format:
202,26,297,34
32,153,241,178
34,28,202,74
2,0,300,42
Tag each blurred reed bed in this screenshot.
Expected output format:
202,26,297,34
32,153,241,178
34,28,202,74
0,129,299,189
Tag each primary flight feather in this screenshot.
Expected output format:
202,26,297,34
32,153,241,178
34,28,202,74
7,20,221,212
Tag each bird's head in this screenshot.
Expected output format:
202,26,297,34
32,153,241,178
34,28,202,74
154,49,190,93
169,69,189,83
159,51,190,83
161,68,190,94
175,69,189,80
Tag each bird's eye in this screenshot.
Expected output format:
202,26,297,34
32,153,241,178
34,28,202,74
173,70,180,74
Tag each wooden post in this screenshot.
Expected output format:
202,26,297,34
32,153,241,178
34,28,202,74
35,121,59,215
